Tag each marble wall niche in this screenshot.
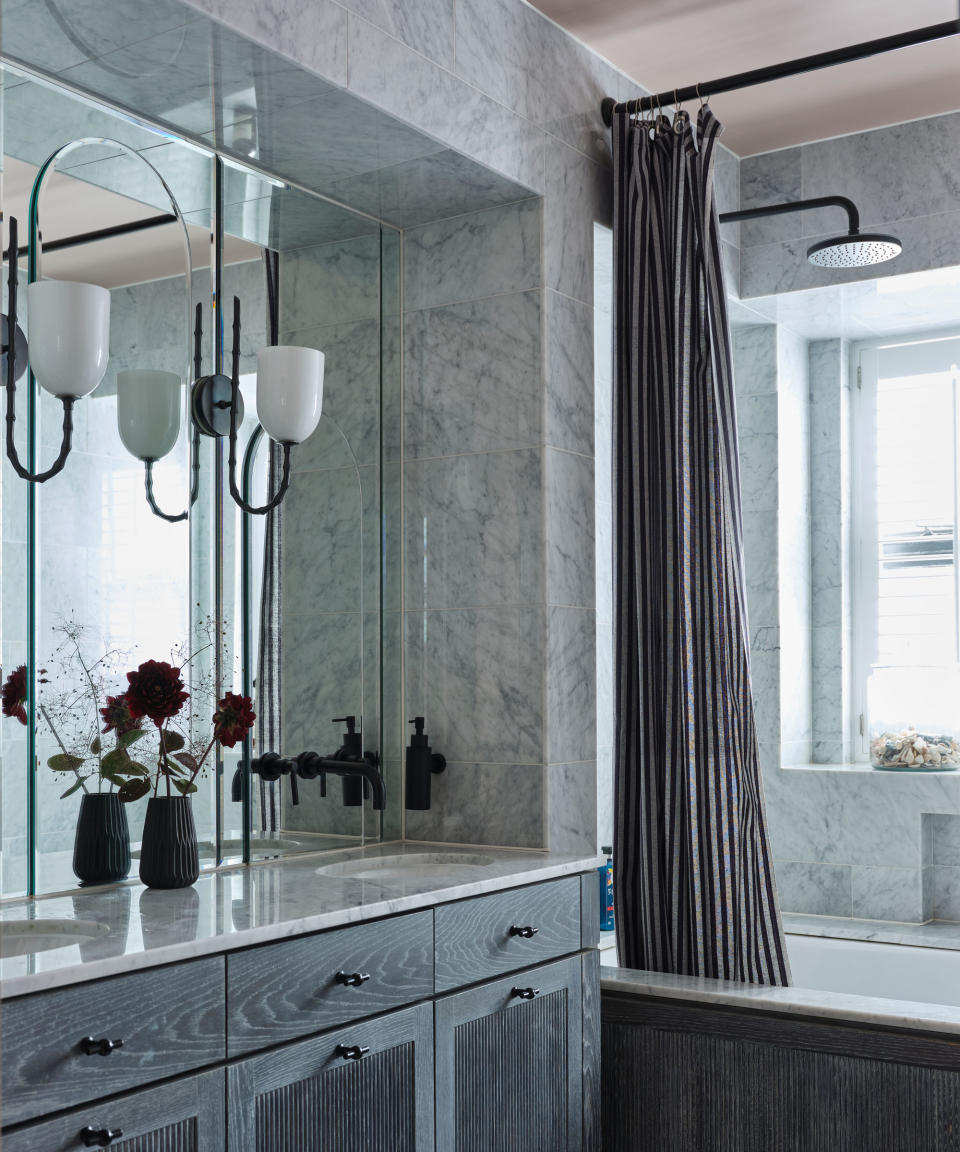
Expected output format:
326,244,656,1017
739,110,960,298
277,227,386,845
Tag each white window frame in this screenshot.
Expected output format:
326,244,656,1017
850,330,960,760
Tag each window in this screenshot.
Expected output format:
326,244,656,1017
853,335,960,755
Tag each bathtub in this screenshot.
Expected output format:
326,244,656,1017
786,931,960,1008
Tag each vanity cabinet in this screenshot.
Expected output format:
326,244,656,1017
227,1002,434,1152
2,872,600,1150
435,955,583,1151
2,1067,225,1152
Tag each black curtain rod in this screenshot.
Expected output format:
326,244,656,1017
601,19,960,124
2,212,177,261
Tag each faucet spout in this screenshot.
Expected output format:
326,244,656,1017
313,754,386,810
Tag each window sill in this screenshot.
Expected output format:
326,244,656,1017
782,761,960,776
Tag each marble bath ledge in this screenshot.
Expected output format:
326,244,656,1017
602,966,960,1038
784,911,960,951
0,844,603,999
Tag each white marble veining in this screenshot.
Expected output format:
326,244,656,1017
0,845,602,998
404,449,544,612
601,965,960,1037
403,290,543,458
545,448,596,610
546,606,597,765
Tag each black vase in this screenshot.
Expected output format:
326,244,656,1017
139,796,200,889
73,793,131,885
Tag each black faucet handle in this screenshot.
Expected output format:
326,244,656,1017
332,716,357,732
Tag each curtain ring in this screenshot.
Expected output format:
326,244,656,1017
696,82,708,110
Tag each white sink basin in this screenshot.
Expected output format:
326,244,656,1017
0,918,110,959
316,852,498,883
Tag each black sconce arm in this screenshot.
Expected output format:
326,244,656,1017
3,217,75,484
226,295,292,517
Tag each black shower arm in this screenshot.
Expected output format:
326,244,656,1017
719,196,860,236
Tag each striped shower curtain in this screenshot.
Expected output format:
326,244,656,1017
611,106,789,985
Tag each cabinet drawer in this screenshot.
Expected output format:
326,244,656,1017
226,911,433,1056
2,957,225,1127
434,877,581,992
2,1067,225,1152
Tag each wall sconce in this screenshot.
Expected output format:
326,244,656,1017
192,296,323,516
117,304,204,523
3,136,194,498
4,217,111,482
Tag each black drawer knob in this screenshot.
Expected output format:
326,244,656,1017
509,925,539,938
79,1126,124,1147
335,971,371,987
511,987,541,1000
336,1043,370,1060
80,1037,123,1057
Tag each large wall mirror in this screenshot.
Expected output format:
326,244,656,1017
0,61,401,897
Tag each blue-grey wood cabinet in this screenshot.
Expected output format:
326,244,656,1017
435,955,584,1152
1,873,600,1150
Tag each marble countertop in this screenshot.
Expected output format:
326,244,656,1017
0,843,602,999
601,967,960,1038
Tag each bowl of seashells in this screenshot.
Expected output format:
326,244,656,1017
870,728,960,771
868,666,960,771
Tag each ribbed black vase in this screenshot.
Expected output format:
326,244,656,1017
139,796,200,889
73,793,131,885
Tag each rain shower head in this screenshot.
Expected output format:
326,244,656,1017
806,232,903,268
719,196,904,272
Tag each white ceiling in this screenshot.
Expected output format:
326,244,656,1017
2,157,258,289
530,0,960,155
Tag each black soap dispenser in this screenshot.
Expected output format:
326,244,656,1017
404,717,446,810
334,716,366,807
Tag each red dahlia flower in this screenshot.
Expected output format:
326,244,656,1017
125,660,188,727
213,692,255,748
100,693,141,736
1,664,28,725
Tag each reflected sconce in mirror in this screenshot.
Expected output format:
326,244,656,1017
192,296,323,516
117,304,204,523
3,136,194,500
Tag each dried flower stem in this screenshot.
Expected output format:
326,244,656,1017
39,703,90,794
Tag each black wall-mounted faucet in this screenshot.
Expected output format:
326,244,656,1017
229,716,385,810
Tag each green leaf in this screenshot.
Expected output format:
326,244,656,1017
119,728,146,749
59,776,88,799
89,736,101,755
162,731,185,753
101,770,128,788
122,761,150,777
172,778,198,796
101,747,131,775
48,753,86,772
173,751,199,774
118,778,151,804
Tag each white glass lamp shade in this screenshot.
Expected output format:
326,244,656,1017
117,370,182,461
26,279,110,398
256,345,323,444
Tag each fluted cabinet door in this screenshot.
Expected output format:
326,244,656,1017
227,1002,433,1152
2,1068,224,1152
435,956,583,1152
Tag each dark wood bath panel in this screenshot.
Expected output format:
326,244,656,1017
601,988,960,1151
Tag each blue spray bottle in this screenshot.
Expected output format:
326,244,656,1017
599,845,614,931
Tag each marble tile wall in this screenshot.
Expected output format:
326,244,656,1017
808,338,852,764
278,233,384,839
401,199,547,849
739,111,960,298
